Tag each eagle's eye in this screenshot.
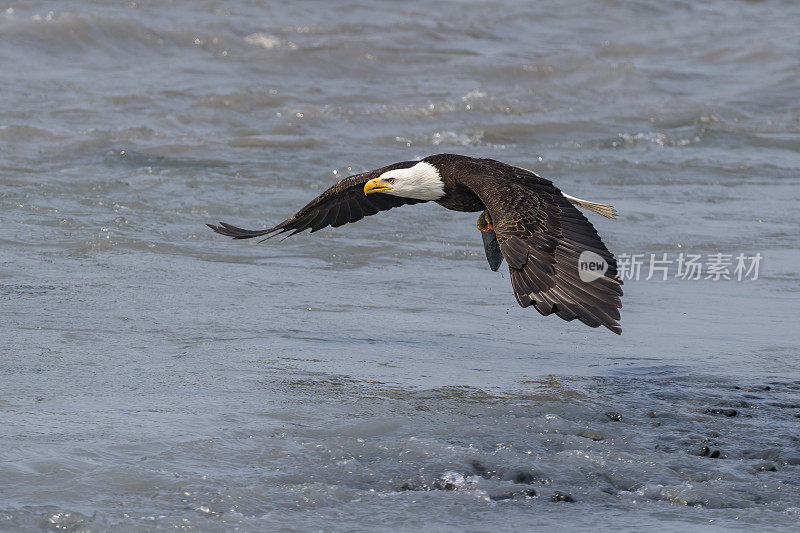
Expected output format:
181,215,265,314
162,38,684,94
386,177,396,184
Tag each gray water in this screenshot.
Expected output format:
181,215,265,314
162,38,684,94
2,1,800,531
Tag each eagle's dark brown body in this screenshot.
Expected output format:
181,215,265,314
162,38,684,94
426,154,488,212
208,154,623,334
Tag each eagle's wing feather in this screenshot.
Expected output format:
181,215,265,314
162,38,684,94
461,163,623,334
207,172,424,240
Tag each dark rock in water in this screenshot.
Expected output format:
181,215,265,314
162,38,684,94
470,460,491,479
698,445,722,458
743,448,781,461
400,482,424,492
604,411,622,422
476,463,503,480
738,385,771,392
433,479,458,491
489,488,537,501
551,491,575,503
512,470,536,484
580,430,604,441
704,408,738,417
684,499,708,508
754,463,777,472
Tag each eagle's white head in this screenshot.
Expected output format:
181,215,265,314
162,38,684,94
363,161,445,201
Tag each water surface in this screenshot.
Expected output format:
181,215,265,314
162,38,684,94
1,1,799,531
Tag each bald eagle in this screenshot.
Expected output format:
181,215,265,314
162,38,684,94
208,154,623,333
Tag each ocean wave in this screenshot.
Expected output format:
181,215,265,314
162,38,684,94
0,11,238,59
0,12,167,54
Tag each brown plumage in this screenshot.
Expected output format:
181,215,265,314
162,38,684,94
207,161,425,240
208,154,623,334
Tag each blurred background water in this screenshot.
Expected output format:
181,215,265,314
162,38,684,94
1,1,799,530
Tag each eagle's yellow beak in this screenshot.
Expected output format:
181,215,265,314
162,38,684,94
364,178,392,195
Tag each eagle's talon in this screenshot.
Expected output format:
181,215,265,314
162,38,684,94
477,210,493,232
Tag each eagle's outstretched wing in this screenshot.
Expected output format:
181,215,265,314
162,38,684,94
207,164,424,240
461,160,623,334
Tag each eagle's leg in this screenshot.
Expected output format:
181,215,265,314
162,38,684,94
477,210,493,232
477,210,503,272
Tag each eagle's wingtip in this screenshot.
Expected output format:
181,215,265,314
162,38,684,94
207,221,246,239
208,221,280,240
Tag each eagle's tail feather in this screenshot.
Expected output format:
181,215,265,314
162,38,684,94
561,194,618,219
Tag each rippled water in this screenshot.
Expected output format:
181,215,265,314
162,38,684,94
2,1,799,531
